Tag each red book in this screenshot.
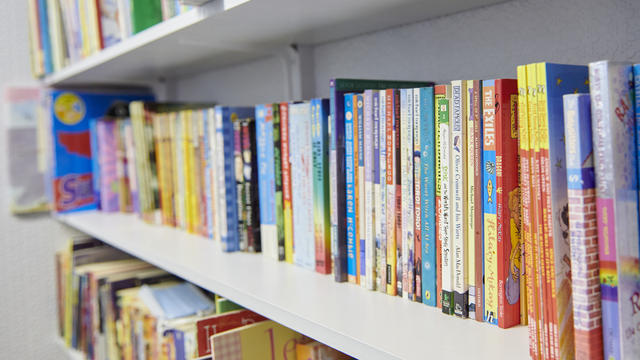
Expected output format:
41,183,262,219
394,90,403,296
196,309,268,357
494,79,521,329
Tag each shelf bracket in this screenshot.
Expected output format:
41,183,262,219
277,44,314,101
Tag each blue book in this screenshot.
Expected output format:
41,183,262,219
290,102,315,270
312,98,332,273
344,94,357,280
356,94,366,283
89,118,100,209
255,104,278,260
420,87,437,307
37,0,53,74
214,106,254,252
634,63,640,249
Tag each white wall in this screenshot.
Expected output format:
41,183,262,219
0,1,72,358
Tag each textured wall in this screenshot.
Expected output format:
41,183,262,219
0,1,73,358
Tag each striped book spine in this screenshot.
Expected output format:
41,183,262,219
256,105,278,259
272,104,285,260
312,99,331,274
564,93,603,360
420,87,436,306
385,89,397,295
378,90,388,293
413,87,422,302
280,103,294,263
439,91,453,315
364,90,375,290
346,94,357,282
356,94,365,284
589,60,640,360
451,80,468,318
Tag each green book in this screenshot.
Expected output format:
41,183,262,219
131,0,163,34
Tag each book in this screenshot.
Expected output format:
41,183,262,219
195,310,267,358
311,98,331,274
401,88,414,299
241,117,260,252
329,79,433,283
451,80,468,317
471,80,484,321
434,85,447,308
295,340,352,360
438,86,453,314
213,106,254,252
234,119,246,250
412,88,421,302
356,94,365,285
373,90,382,291
345,94,357,282
589,60,640,360
385,89,397,295
363,89,375,289
210,320,303,360
280,102,294,263
290,102,315,270
130,0,163,34
464,80,476,318
256,104,278,259
96,118,119,212
272,104,286,261
99,0,123,47
563,93,603,360
378,90,388,293
419,87,437,307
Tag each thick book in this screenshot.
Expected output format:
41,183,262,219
290,102,315,270
210,320,303,360
451,80,468,317
563,93,603,360
272,104,285,261
256,105,278,259
385,89,397,295
589,60,640,360
419,87,437,307
329,78,434,283
279,102,294,263
400,88,414,299
311,98,331,274
438,87,453,314
345,94,357,282
214,106,254,252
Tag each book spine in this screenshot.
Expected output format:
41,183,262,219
401,89,415,299
451,80,468,317
123,120,139,214
465,81,476,319
313,99,331,274
215,108,239,252
256,105,278,258
590,60,640,360
272,104,285,261
434,85,445,308
364,90,375,290
439,94,453,314
482,80,498,324
96,120,118,212
472,80,484,321
394,89,403,296
280,103,294,263
378,90,387,293
386,89,397,295
563,93,603,360
413,88,422,302
373,91,381,291
291,103,315,270
329,80,348,282
197,111,208,235
495,79,521,329
518,65,539,358
420,87,437,307
207,109,218,241
356,94,365,285
242,118,261,252
346,95,357,282
234,120,246,250
203,110,212,237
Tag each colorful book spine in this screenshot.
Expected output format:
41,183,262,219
173,113,185,229
451,80,468,317
256,105,278,259
471,80,484,321
495,79,521,329
395,89,403,297
242,118,260,252
439,89,453,314
420,87,436,307
589,60,640,360
356,94,365,285
563,93,603,360
345,94,357,282
96,120,119,212
378,90,388,294
280,102,294,263
199,110,209,236
385,89,397,295
363,90,375,290
482,80,498,324
290,102,315,270
207,108,219,240
373,90,381,291
312,98,331,274
272,104,285,261
412,88,421,302
123,119,139,213
434,85,446,308
234,119,246,250
465,81,476,318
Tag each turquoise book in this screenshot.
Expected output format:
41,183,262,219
345,94,357,280
255,104,278,260
419,87,437,307
312,98,331,274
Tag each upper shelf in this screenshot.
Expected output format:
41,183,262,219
57,211,528,360
44,0,506,86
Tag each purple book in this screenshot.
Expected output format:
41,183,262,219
97,119,119,212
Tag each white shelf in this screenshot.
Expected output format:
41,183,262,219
44,0,505,86
57,211,528,360
56,338,85,360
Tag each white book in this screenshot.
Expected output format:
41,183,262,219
401,88,414,299
450,80,468,317
465,81,476,319
207,108,220,243
363,90,376,290
438,85,453,313
378,89,387,293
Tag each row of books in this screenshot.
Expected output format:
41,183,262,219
43,64,640,360
27,0,193,77
56,238,351,360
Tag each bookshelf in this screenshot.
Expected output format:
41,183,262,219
43,0,506,86
57,211,528,360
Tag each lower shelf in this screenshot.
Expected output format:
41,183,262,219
57,210,528,360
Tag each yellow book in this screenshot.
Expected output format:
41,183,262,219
170,112,184,229
27,0,43,77
78,0,91,58
210,320,303,360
